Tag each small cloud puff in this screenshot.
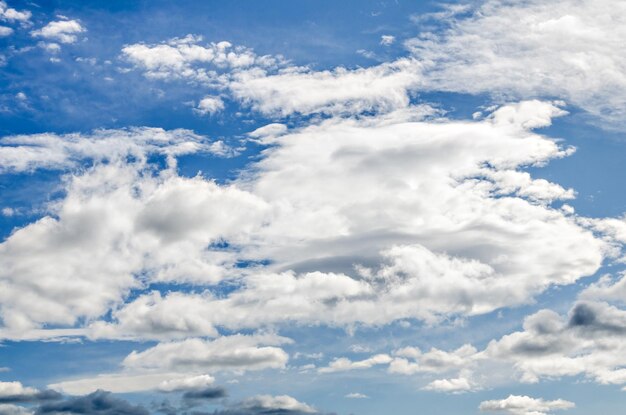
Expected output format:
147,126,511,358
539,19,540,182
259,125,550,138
31,19,85,44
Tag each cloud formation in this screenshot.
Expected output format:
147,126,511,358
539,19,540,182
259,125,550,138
407,0,626,126
31,19,85,44
479,395,574,415
0,1,30,23
0,101,607,341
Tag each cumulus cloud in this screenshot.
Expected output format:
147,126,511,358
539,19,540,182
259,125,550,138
157,374,216,393
31,19,85,44
0,1,30,23
229,58,421,116
0,26,12,36
407,0,626,126
386,299,626,390
340,297,626,391
50,334,289,394
223,395,317,415
479,395,574,415
194,95,225,115
122,334,290,372
0,101,608,341
482,301,626,386
7,1,626,411
0,130,251,334
121,35,283,84
579,272,626,304
422,376,476,393
320,345,480,392
389,345,479,376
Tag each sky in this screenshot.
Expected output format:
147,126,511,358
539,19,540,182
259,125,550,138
1,1,626,414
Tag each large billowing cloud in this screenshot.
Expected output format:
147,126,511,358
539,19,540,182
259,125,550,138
0,100,608,339
0,128,251,334
86,101,606,342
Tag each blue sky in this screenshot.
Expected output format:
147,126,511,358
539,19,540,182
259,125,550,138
2,1,626,415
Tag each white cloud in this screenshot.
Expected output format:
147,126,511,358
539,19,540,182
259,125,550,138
345,392,369,399
122,334,291,372
37,41,61,54
579,272,626,303
157,374,215,392
0,26,12,36
50,373,189,395
0,101,608,340
50,334,289,394
0,129,251,333
238,395,317,414
228,58,421,116
122,35,420,117
422,376,476,393
0,127,231,173
389,344,478,375
0,382,38,398
50,373,218,395
31,19,85,44
482,301,626,386
194,96,224,116
121,35,283,84
0,2,31,23
407,0,626,126
318,354,392,373
380,35,395,46
479,395,574,415
247,123,288,139
306,292,626,391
